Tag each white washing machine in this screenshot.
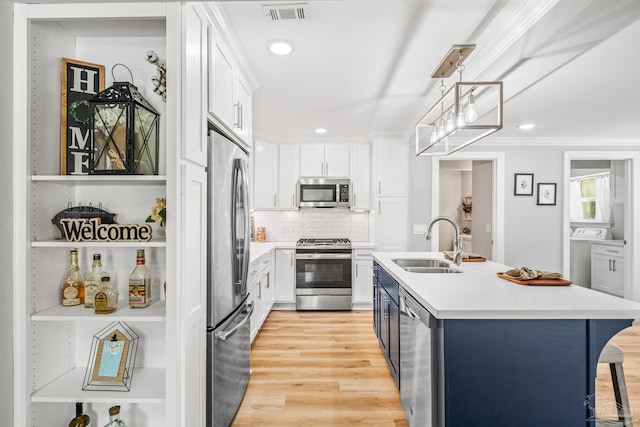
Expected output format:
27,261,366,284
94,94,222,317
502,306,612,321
570,227,611,288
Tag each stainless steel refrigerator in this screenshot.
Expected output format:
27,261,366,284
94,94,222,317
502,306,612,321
206,129,252,427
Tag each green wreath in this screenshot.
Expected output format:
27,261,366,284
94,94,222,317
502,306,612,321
68,99,90,126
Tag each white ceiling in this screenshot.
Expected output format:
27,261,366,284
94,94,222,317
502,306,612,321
221,0,640,142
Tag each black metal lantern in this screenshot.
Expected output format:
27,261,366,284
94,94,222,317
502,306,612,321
89,67,160,175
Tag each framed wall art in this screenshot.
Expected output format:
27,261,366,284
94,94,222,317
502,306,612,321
61,58,105,175
83,321,139,392
537,183,557,206
514,173,534,196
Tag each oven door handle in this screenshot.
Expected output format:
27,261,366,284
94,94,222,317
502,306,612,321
295,253,352,260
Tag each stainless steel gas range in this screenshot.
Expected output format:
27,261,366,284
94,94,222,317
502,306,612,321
295,238,352,311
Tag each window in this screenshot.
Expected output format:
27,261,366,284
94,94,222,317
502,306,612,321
570,173,610,222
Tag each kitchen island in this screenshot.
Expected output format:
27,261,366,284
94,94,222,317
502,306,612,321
372,252,640,427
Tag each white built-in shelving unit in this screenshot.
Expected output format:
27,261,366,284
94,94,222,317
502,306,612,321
13,3,178,426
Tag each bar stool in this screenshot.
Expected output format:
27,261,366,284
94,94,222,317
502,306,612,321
598,344,633,426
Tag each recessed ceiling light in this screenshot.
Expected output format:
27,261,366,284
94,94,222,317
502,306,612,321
315,128,327,134
518,123,536,130
268,40,294,55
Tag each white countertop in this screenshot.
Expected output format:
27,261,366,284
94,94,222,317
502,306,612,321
372,251,640,320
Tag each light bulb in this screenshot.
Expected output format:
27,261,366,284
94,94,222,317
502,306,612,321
437,118,446,138
465,92,478,123
456,109,466,128
430,125,438,143
446,110,455,132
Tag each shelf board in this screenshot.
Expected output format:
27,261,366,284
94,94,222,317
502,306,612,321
31,367,165,404
31,239,166,248
31,175,167,185
32,300,166,322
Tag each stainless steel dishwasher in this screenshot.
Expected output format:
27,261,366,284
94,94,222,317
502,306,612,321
399,287,438,427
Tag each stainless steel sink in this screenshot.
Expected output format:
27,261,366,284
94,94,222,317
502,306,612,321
402,266,461,274
392,258,462,274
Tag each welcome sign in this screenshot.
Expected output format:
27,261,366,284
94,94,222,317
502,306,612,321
60,58,105,175
60,218,152,242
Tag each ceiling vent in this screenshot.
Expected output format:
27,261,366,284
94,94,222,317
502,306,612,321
262,3,311,22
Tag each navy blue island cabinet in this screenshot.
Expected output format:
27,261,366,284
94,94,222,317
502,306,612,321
373,262,632,427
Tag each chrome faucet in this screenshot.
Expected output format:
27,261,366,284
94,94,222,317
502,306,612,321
425,216,463,266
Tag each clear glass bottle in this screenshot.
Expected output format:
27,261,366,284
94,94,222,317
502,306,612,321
94,276,119,314
104,406,127,427
129,249,152,308
68,402,91,427
84,253,109,308
61,248,84,306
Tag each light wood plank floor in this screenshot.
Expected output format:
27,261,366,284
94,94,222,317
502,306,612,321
234,311,640,426
233,310,407,426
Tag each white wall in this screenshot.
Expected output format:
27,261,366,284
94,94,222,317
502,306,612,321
1,0,13,421
408,142,640,273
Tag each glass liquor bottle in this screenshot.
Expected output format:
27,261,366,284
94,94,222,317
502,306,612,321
61,248,84,306
94,276,119,314
68,402,91,427
104,406,127,427
129,249,152,308
84,253,109,308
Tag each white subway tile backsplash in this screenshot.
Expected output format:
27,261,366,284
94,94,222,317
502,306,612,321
252,209,370,242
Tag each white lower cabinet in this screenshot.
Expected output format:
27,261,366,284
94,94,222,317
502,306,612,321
591,241,625,297
275,249,296,304
248,251,274,343
353,249,374,306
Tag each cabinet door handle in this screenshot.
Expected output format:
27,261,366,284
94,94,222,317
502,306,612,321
233,102,241,129
239,103,244,131
325,162,329,176
273,194,277,206
292,193,295,207
356,264,359,278
612,259,616,272
290,252,294,265
378,201,381,214
353,193,356,207
608,259,612,271
378,180,381,194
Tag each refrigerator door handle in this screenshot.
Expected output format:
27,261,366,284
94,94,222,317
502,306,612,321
238,158,251,295
231,158,251,296
214,302,254,341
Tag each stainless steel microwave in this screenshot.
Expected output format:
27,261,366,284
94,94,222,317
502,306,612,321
297,178,351,208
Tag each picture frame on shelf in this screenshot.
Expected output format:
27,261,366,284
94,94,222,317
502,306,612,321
514,173,534,196
537,183,557,206
83,321,139,392
60,58,105,176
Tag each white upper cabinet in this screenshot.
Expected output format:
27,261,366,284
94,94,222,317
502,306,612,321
206,5,256,147
183,3,208,165
375,137,408,197
253,140,278,209
349,144,371,210
208,25,234,128
300,144,349,177
278,144,300,209
234,71,253,145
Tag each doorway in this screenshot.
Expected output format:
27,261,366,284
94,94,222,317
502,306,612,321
563,151,640,301
430,152,505,263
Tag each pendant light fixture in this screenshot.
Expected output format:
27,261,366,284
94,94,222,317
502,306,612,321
416,45,503,156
